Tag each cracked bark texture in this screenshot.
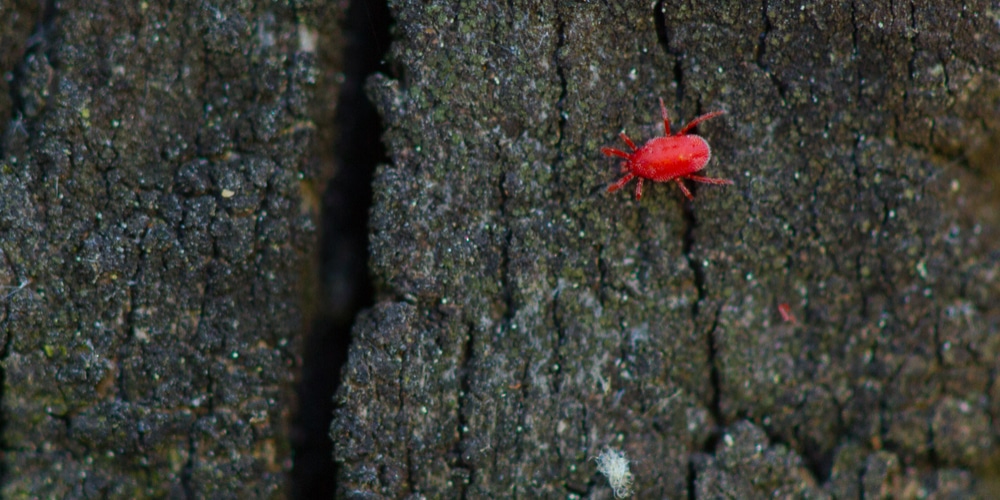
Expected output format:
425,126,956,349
333,0,1000,498
0,1,330,497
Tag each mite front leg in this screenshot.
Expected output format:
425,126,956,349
659,97,672,136
607,172,635,193
618,132,638,152
677,111,725,136
601,147,631,160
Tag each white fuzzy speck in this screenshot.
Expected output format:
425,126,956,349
595,448,633,498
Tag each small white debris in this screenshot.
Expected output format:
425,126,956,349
595,448,633,498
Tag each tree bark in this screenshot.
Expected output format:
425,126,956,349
333,0,1000,498
0,1,326,497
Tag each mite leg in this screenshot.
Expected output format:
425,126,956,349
618,132,638,151
634,178,644,200
659,97,672,136
607,172,635,193
601,147,630,159
778,303,797,324
685,174,734,185
677,110,725,136
674,178,694,200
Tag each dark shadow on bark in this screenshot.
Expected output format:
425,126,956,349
290,0,390,496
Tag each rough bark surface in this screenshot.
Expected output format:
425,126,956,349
333,0,1000,498
0,1,324,497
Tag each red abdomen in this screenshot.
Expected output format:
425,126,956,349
629,135,711,182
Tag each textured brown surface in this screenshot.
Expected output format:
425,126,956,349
0,1,326,496
333,0,1000,497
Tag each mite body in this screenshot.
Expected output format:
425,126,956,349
602,98,732,200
